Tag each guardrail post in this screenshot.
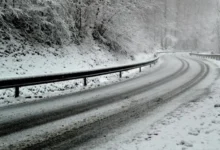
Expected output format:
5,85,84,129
83,78,87,86
0,58,159,96
15,87,19,98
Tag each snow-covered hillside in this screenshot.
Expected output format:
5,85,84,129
1,0,219,54
0,38,155,107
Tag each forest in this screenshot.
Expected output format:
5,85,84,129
0,0,219,53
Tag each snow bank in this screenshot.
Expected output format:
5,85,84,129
0,41,155,107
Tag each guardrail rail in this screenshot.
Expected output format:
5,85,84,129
0,57,159,97
190,53,220,60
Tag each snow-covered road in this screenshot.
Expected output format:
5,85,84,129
0,54,218,150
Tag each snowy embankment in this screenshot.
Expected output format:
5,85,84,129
82,57,220,150
0,42,154,107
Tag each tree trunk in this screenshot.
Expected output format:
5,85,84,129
13,0,15,7
4,0,7,9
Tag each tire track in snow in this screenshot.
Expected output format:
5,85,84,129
0,56,187,137
8,57,195,150
29,57,209,150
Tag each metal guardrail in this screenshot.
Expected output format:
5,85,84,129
0,57,159,97
190,53,220,60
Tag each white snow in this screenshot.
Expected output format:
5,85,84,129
75,55,220,150
0,54,207,149
1,54,219,150
2,49,220,150
0,42,155,107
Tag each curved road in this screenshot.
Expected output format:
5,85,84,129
0,54,217,150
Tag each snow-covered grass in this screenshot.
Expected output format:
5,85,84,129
0,41,156,107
